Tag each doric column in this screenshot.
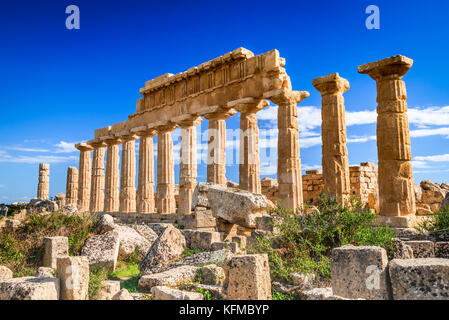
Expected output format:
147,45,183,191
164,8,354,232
174,116,202,214
264,88,310,211
131,126,157,214
313,73,351,202
119,133,138,213
65,167,78,205
204,109,236,186
37,163,50,200
230,98,269,194
156,122,177,214
359,55,416,217
75,143,93,212
102,136,121,212
87,140,106,212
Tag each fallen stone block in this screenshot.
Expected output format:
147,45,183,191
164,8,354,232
223,254,271,300
57,256,90,300
392,238,414,259
151,286,204,300
389,258,449,300
200,264,226,286
0,266,13,280
81,230,120,271
301,287,360,300
211,241,239,253
188,230,221,251
34,267,55,278
0,277,59,300
147,223,173,236
112,288,134,300
405,240,435,258
94,214,115,234
131,224,158,243
436,242,449,258
139,265,199,290
331,245,390,300
43,236,69,269
5,219,21,232
115,225,153,260
291,272,315,289
97,280,121,300
168,249,232,270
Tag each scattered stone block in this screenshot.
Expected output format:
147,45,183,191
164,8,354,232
189,230,221,250
139,265,199,290
34,267,55,278
223,254,271,300
131,224,158,243
0,277,59,300
435,242,449,258
94,214,115,234
151,286,204,300
139,225,186,275
147,223,172,236
57,256,90,300
389,258,449,300
200,264,226,286
97,280,121,300
405,240,435,258
5,219,21,232
0,266,13,280
168,249,232,270
81,230,120,271
211,241,239,253
331,245,390,300
112,288,134,300
392,238,414,259
43,236,69,269
291,272,315,288
115,225,153,260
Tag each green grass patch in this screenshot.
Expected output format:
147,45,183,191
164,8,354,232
417,205,449,233
182,247,202,258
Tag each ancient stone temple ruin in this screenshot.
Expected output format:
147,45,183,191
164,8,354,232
71,49,418,227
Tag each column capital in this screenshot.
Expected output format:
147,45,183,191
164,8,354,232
263,88,310,105
130,125,158,137
115,130,139,141
228,97,270,114
152,120,178,133
87,139,107,149
75,143,94,152
101,135,122,145
312,73,349,96
358,55,413,80
201,105,236,121
172,115,203,128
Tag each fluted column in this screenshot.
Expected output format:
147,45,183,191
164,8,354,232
37,163,50,200
75,143,93,212
65,167,78,205
88,140,106,212
176,117,202,214
265,88,310,211
359,55,416,217
204,110,236,186
103,136,121,212
119,133,138,213
132,126,157,214
156,124,177,214
313,73,350,202
231,98,269,193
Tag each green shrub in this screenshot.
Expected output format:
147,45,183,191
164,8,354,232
196,287,213,300
88,267,109,300
248,194,395,283
182,247,202,258
417,206,449,233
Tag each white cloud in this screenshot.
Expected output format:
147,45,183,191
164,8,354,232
54,141,78,153
0,150,77,164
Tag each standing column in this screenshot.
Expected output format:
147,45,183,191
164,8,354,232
359,55,416,217
265,88,310,211
37,163,50,200
313,73,350,202
231,98,269,193
75,143,93,212
132,127,157,214
156,124,177,214
177,117,202,214
103,137,121,212
88,140,107,212
65,167,78,205
119,134,138,213
204,110,235,186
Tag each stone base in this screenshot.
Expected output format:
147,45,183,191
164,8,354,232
374,215,428,228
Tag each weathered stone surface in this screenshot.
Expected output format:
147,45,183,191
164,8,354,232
168,249,232,270
94,214,116,234
115,225,153,260
65,166,78,205
331,245,390,300
119,135,138,213
81,231,120,271
135,130,156,213
37,163,50,200
392,238,414,259
131,224,158,243
34,267,55,278
138,265,199,290
187,230,221,250
28,199,59,213
88,141,106,212
223,254,271,300
42,236,69,269
0,266,13,280
414,184,422,203
61,203,78,215
436,242,449,258
147,223,172,236
57,256,89,300
211,241,240,254
97,280,121,300
405,240,435,258
156,128,176,214
0,277,59,300
151,286,204,300
112,288,134,300
291,272,315,289
389,258,449,300
196,183,272,228
139,225,186,275
104,137,121,212
75,143,93,212
200,264,226,286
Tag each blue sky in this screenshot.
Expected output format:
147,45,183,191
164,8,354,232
1,0,449,203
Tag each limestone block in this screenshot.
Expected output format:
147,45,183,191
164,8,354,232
97,280,121,300
331,245,390,300
436,242,449,258
42,236,69,269
168,249,232,270
112,289,134,300
211,241,239,253
138,265,199,290
292,272,315,289
405,240,435,258
0,277,59,300
188,230,221,250
81,231,120,271
223,254,271,300
392,238,414,259
389,258,449,300
131,224,158,243
34,267,55,278
94,214,116,234
151,286,204,300
56,256,89,300
0,266,13,280
139,225,186,275
115,225,153,260
200,264,226,286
